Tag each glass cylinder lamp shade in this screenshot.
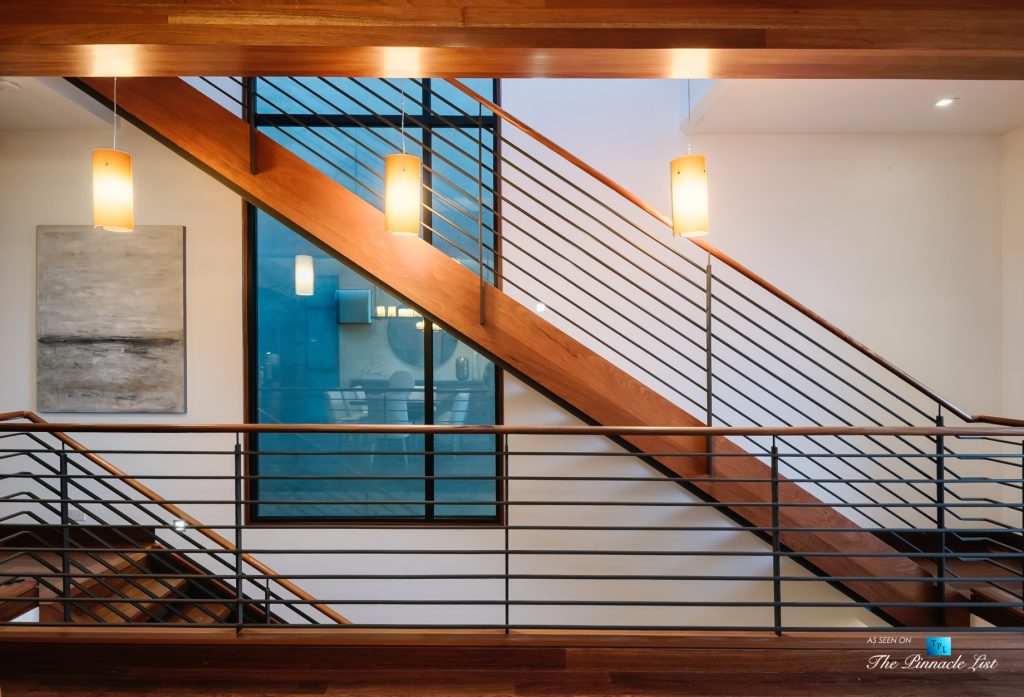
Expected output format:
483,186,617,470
92,148,134,232
670,154,709,238
384,152,422,236
294,254,315,296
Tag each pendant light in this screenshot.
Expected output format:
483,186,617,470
294,254,315,296
93,77,134,232
384,85,422,236
671,80,709,238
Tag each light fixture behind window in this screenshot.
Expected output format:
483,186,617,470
294,254,315,296
93,77,134,232
384,153,422,235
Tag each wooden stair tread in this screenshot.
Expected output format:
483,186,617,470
0,578,37,600
2,549,151,591
166,602,234,624
970,585,1024,626
73,576,189,624
0,578,39,622
68,551,152,598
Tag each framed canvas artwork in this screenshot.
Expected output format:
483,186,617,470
36,225,186,413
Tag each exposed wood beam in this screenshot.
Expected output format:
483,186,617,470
3,2,1024,78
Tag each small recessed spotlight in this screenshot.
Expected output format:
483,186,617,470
535,301,547,314
934,97,958,108
172,519,188,531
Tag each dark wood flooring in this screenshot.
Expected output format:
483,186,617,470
1,631,1023,696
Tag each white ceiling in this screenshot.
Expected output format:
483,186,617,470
691,80,1024,135
4,76,1024,136
0,77,111,131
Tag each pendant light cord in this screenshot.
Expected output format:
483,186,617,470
400,84,407,155
686,79,692,156
112,76,118,151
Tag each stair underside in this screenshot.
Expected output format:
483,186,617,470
76,76,939,627
0,578,38,622
2,536,252,626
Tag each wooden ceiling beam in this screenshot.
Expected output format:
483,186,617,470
4,2,1024,79
5,46,1024,80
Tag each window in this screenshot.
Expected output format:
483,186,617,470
247,78,500,522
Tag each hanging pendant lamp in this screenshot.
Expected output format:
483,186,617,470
384,84,422,236
671,155,709,238
384,152,422,236
294,254,315,296
93,77,134,232
671,79,709,238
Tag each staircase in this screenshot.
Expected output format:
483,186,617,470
0,411,348,627
62,76,1023,629
1,530,254,625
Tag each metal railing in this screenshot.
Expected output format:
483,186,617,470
171,75,1024,619
0,412,347,627
1,417,1021,633
181,76,1022,561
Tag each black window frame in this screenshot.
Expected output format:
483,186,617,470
243,77,504,526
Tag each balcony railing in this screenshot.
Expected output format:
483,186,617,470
1,416,1021,633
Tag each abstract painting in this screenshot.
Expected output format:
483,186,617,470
36,225,186,413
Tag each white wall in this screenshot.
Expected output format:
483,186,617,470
0,124,245,424
1002,124,1024,418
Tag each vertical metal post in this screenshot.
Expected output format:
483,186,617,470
424,325,435,521
770,438,782,636
265,579,272,625
935,411,947,627
503,432,510,635
234,433,245,632
478,100,487,326
244,77,257,174
705,259,714,476
58,443,72,623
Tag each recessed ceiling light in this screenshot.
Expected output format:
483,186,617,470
934,97,958,108
0,78,21,93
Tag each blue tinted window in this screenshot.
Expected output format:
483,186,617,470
250,78,500,521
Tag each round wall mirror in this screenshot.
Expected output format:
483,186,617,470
386,318,457,367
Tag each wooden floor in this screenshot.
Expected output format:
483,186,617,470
1,630,1024,696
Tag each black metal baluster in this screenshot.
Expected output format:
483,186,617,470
705,257,714,476
265,578,272,625
58,443,72,624
770,438,782,636
503,432,510,635
935,410,946,627
478,99,486,325
234,432,244,631
244,77,257,174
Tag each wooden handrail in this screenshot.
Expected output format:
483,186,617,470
0,411,351,625
443,78,1019,428
0,416,1021,439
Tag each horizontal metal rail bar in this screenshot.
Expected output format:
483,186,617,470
2,420,1022,437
